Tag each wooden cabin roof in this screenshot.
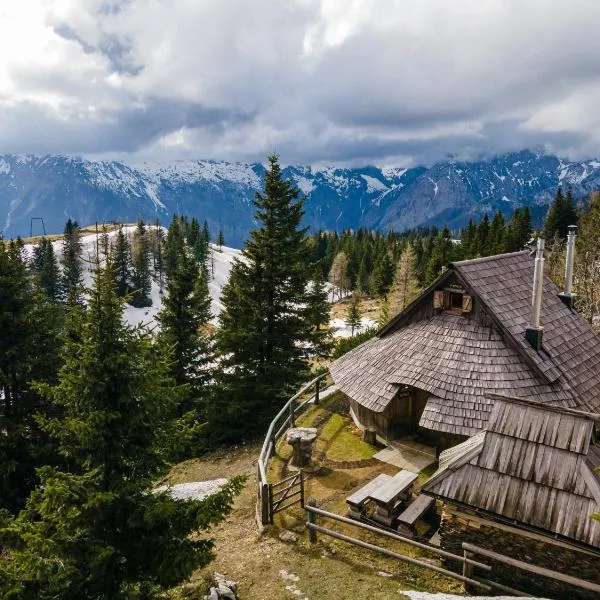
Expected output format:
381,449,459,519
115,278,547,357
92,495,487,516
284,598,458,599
330,251,600,436
422,395,600,548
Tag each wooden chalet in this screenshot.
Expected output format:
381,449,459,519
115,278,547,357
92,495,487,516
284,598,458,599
329,248,600,450
421,394,600,598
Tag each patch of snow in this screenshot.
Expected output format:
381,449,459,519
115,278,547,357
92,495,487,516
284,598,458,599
295,176,315,195
589,160,600,169
330,317,377,338
501,195,511,202
0,159,10,175
154,478,227,501
493,171,506,182
141,159,262,189
512,161,522,167
427,177,438,196
379,165,408,180
361,174,388,194
23,228,241,329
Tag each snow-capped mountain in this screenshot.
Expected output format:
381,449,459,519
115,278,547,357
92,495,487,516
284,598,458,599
2,150,599,244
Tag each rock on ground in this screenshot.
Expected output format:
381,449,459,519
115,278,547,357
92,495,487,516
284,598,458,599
153,478,228,501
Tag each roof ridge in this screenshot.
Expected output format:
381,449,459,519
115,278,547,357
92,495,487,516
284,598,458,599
486,393,600,421
451,250,530,268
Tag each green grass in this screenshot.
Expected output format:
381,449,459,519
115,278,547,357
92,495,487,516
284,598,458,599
321,413,378,461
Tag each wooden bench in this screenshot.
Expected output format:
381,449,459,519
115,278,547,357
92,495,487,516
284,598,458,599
345,473,391,520
369,470,418,527
396,494,436,538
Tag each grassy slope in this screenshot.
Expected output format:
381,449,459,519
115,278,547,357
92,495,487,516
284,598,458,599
164,395,463,600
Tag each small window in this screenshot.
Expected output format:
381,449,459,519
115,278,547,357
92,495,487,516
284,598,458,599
450,292,463,310
433,289,473,314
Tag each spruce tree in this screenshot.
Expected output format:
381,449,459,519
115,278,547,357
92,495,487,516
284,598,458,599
210,155,316,442
372,251,395,298
216,229,225,250
303,267,333,359
0,240,62,511
157,244,213,419
425,227,454,283
130,220,152,307
32,239,62,303
544,187,578,239
60,218,83,304
0,261,243,598
345,291,362,336
488,210,506,255
474,214,490,256
112,225,132,298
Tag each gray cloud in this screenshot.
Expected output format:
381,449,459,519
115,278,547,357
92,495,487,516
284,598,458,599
2,1,600,166
53,23,142,76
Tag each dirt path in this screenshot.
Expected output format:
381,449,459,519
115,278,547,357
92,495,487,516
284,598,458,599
165,443,462,600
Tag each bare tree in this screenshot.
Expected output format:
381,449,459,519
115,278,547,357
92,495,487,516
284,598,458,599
328,251,350,301
389,244,421,317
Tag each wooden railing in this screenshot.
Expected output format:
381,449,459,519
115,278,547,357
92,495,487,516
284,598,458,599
256,373,329,526
304,501,492,591
462,542,600,596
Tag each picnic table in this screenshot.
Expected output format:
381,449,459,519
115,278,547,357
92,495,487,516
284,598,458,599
345,473,391,520
369,470,418,527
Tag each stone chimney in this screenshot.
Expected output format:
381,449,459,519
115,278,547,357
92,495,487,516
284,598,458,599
558,225,577,309
525,237,545,351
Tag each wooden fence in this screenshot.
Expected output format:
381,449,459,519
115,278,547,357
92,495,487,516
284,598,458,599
303,501,600,597
304,501,492,592
256,374,329,526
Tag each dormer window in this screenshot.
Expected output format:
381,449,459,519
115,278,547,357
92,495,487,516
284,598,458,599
434,288,473,314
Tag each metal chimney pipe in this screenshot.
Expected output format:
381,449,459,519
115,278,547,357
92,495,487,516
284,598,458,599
563,225,577,297
530,237,545,330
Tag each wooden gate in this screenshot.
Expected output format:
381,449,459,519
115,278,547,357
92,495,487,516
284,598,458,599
269,471,304,522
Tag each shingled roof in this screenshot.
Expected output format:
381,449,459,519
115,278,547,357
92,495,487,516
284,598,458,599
422,395,600,548
329,251,600,436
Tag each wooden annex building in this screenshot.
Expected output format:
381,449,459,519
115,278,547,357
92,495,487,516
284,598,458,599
422,395,600,598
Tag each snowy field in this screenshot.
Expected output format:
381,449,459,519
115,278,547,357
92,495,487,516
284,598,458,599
24,227,366,337
24,226,239,329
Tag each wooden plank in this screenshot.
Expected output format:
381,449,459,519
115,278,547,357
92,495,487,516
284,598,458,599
370,470,418,505
396,494,435,526
346,474,392,508
462,542,600,594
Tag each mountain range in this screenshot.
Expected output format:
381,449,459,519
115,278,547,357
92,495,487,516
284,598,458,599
1,149,599,246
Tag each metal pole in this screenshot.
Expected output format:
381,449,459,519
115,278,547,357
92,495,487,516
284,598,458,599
530,237,545,329
564,225,577,297
307,498,317,543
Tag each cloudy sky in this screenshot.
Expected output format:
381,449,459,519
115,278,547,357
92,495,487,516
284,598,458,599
2,0,600,166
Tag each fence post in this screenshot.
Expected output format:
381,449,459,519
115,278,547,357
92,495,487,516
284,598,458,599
307,497,317,543
300,470,305,508
463,549,474,594
261,481,270,526
289,397,296,428
314,377,320,405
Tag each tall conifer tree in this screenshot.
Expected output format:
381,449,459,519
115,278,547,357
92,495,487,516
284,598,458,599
0,261,242,598
60,218,83,304
157,245,213,419
130,220,152,307
211,155,316,442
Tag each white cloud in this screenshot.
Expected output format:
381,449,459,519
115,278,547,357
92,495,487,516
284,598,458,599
0,0,599,164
